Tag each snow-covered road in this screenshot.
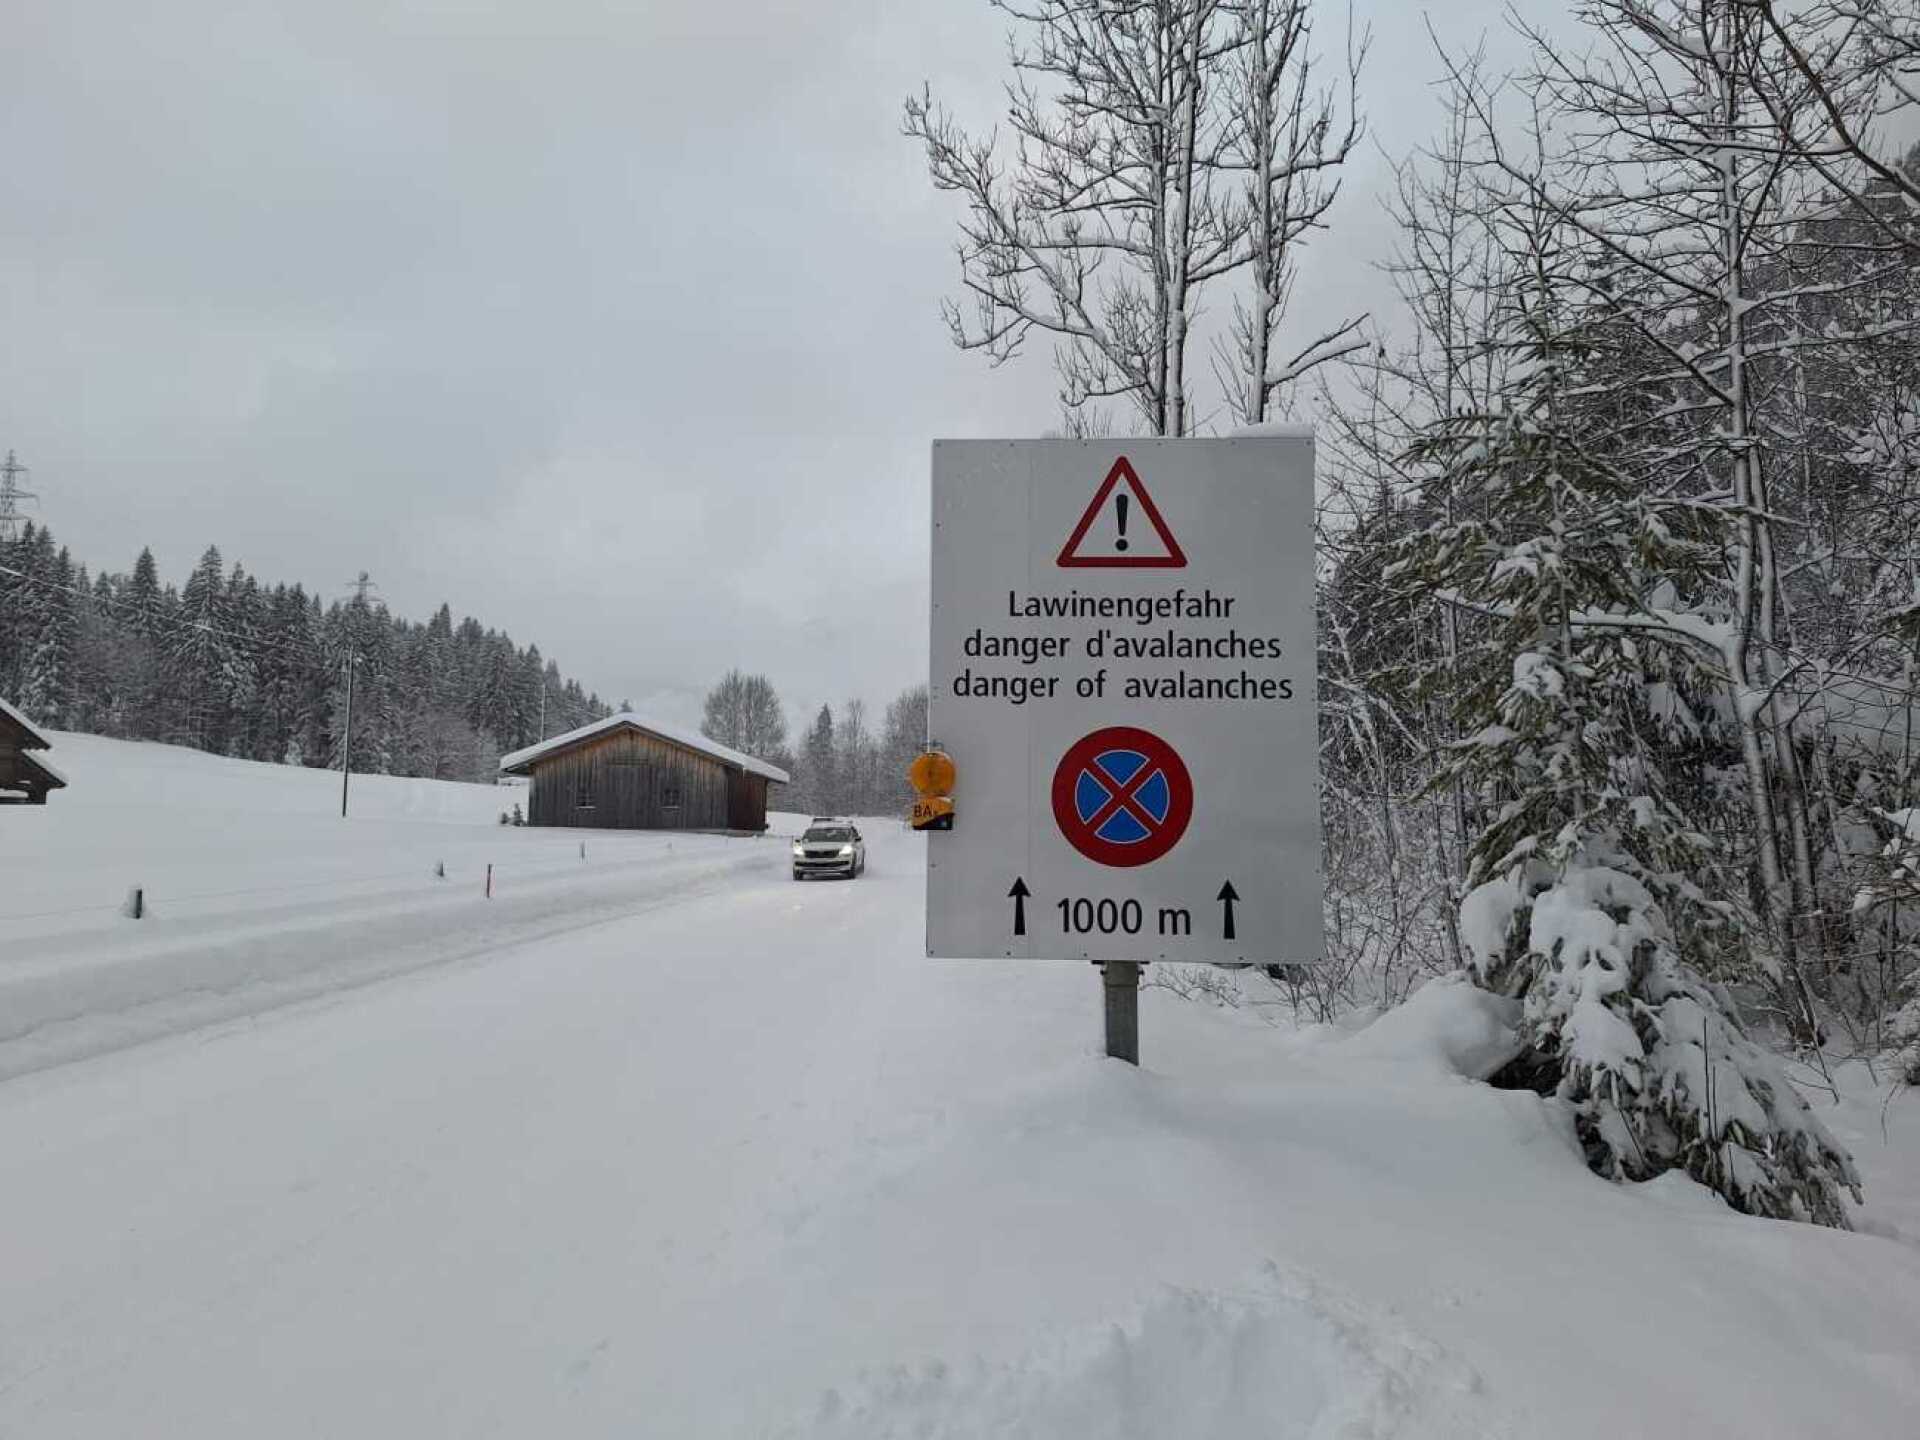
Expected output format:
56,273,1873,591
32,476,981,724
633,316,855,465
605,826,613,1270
1,833,929,1435
5,742,1920,1437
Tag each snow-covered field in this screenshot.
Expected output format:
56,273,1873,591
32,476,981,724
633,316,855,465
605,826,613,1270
0,733,787,1078
3,736,1918,1437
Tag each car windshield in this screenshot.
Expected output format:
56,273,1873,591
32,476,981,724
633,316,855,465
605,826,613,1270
803,827,853,843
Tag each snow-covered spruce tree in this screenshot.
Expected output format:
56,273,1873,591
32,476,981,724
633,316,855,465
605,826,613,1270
20,544,78,726
10,526,78,726
797,704,837,817
1396,209,1861,1225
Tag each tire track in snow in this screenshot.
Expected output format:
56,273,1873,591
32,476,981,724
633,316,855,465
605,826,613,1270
0,844,781,1083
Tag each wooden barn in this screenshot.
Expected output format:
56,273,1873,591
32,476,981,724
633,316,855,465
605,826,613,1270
497,712,788,832
0,696,67,806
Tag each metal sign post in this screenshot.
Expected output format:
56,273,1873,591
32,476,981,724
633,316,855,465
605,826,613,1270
925,439,1322,1065
1100,960,1141,1064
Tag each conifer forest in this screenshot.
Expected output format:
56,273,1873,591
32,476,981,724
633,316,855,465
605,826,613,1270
0,527,612,782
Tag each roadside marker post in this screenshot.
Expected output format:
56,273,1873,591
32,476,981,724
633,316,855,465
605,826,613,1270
926,439,1322,1064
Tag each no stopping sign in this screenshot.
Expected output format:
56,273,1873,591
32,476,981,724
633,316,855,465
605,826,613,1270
1051,725,1193,868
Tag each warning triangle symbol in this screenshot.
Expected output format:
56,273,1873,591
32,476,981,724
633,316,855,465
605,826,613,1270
1057,455,1187,569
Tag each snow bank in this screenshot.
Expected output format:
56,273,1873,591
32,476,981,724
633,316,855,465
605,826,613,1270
1336,973,1524,1079
25,729,515,822
790,1266,1489,1440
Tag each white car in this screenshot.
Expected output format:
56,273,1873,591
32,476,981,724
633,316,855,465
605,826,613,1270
792,819,866,880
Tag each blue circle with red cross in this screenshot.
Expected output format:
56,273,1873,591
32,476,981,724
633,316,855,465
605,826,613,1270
1050,725,1194,868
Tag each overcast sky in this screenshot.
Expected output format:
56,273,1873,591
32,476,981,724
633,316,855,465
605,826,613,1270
3,0,1525,735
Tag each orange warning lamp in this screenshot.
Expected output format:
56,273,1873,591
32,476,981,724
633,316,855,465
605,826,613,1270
908,748,956,831
908,749,955,798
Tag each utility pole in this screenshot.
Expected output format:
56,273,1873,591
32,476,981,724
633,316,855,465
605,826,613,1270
340,652,355,818
0,450,37,544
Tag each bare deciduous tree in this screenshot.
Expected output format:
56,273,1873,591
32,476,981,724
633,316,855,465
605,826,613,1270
1739,0,1920,253
701,670,789,763
906,0,1363,434
1423,1,1920,1024
1218,0,1369,424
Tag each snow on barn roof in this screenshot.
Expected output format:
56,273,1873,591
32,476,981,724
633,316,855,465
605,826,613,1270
498,713,790,785
0,695,54,749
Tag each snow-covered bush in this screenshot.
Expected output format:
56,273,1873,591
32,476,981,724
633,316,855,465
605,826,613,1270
1464,862,1861,1226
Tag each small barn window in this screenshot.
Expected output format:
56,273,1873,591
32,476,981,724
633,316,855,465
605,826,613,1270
576,774,595,809
661,782,681,809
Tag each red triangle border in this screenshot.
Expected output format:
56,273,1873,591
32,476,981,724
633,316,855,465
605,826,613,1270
1056,455,1188,569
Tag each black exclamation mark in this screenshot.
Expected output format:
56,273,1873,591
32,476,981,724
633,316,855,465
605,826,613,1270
1115,492,1130,551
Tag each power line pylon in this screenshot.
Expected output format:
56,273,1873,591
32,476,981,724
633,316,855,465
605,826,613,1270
0,450,38,545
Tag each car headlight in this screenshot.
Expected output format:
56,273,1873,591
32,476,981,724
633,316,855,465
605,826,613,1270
791,843,805,855
837,844,854,857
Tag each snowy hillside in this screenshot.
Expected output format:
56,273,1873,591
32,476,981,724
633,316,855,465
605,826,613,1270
1,737,1917,1437
0,733,797,1077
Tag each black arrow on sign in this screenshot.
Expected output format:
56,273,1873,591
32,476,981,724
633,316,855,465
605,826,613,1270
1009,877,1031,937
1217,880,1240,942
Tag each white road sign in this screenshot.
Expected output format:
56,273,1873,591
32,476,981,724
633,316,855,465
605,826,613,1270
926,438,1323,964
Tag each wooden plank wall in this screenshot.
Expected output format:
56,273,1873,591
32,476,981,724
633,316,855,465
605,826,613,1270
0,715,28,780
0,731,29,797
0,762,53,802
725,772,771,831
527,727,733,830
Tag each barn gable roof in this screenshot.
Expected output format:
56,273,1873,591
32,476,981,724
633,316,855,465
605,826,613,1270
498,712,790,784
0,696,54,749
20,750,67,788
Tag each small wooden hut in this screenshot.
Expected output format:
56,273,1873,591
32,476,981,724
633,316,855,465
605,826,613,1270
497,712,787,832
0,697,67,806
